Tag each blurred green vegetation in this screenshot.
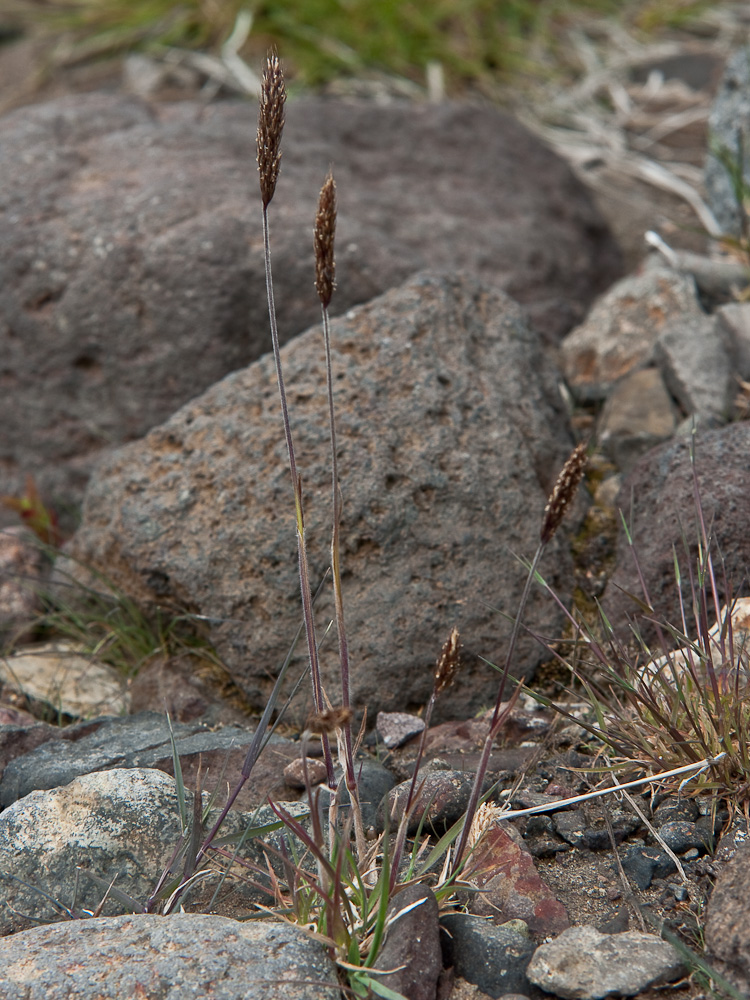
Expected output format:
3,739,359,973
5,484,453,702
4,0,723,94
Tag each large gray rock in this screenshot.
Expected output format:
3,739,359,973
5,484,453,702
64,272,580,722
0,768,195,935
603,423,750,639
0,913,340,999
0,92,621,514
0,766,308,936
705,48,750,236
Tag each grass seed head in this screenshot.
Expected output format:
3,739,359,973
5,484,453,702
306,706,354,737
314,171,337,308
541,441,588,544
257,53,286,208
434,626,461,696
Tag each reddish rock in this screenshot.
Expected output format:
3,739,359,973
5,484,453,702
466,822,570,939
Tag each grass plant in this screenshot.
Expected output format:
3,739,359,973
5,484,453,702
6,0,728,95
519,439,750,813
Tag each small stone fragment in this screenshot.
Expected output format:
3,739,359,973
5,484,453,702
597,367,676,474
655,312,732,421
377,710,425,749
283,757,328,790
527,925,684,999
560,265,702,402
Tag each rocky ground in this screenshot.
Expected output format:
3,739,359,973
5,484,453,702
3,6,750,1000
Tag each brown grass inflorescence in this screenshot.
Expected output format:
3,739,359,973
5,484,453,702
256,53,286,209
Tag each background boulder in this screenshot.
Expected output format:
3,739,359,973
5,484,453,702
0,92,621,515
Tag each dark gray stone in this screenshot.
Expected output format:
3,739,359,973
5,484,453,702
705,842,750,996
657,820,706,854
64,273,581,722
0,913,340,999
0,92,621,514
652,796,698,825
620,846,676,891
440,913,535,998
373,884,442,1000
552,809,586,847
0,710,294,810
604,423,750,640
351,757,396,833
384,769,478,834
654,312,732,421
0,711,203,807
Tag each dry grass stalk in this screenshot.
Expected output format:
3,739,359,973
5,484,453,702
541,441,588,544
314,172,336,309
307,706,354,737
256,53,286,208
434,625,461,695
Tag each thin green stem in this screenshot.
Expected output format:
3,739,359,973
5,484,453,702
321,303,366,859
262,204,335,787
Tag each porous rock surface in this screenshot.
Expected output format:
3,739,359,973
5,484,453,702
603,423,750,638
705,841,750,996
0,92,622,510
0,913,340,1000
65,272,579,721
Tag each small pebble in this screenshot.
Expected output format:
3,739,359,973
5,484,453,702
376,711,425,749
